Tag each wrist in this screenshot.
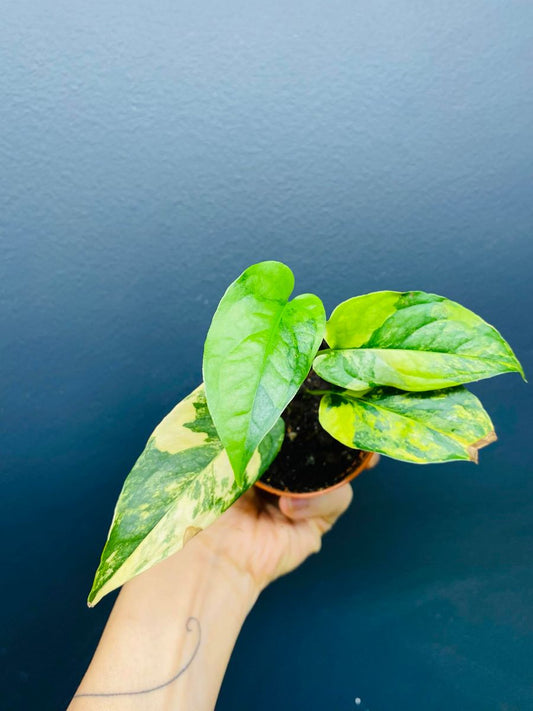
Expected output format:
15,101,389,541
79,530,261,711
185,535,263,611
128,533,262,620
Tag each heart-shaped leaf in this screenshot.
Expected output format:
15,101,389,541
203,261,325,484
319,386,496,464
314,291,524,391
88,384,284,606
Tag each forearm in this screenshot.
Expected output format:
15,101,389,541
69,538,260,711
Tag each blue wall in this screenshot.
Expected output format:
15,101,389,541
1,2,532,709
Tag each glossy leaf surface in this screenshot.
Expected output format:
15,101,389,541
315,291,524,391
319,386,496,464
88,385,284,606
203,261,325,484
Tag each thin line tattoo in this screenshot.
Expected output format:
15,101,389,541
73,616,201,699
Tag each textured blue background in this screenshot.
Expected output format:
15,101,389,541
1,2,532,709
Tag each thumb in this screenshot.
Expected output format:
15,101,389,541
279,483,353,525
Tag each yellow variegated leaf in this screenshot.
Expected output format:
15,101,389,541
315,291,524,392
319,386,496,464
88,384,284,606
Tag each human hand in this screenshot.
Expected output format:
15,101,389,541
74,456,379,711
192,453,380,595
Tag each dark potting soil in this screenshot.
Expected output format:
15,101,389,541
259,371,366,494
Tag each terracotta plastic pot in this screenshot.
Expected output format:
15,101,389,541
254,449,375,499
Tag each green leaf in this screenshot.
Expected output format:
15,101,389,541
88,384,284,606
319,386,496,464
203,261,325,484
315,291,524,391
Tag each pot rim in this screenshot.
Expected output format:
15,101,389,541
254,449,375,499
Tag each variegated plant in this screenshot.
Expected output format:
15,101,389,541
89,261,524,605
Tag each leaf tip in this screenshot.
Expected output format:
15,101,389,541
467,430,497,463
475,430,498,449
508,351,526,381
231,463,246,488
87,570,106,607
467,447,479,464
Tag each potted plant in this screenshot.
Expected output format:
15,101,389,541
87,261,524,606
